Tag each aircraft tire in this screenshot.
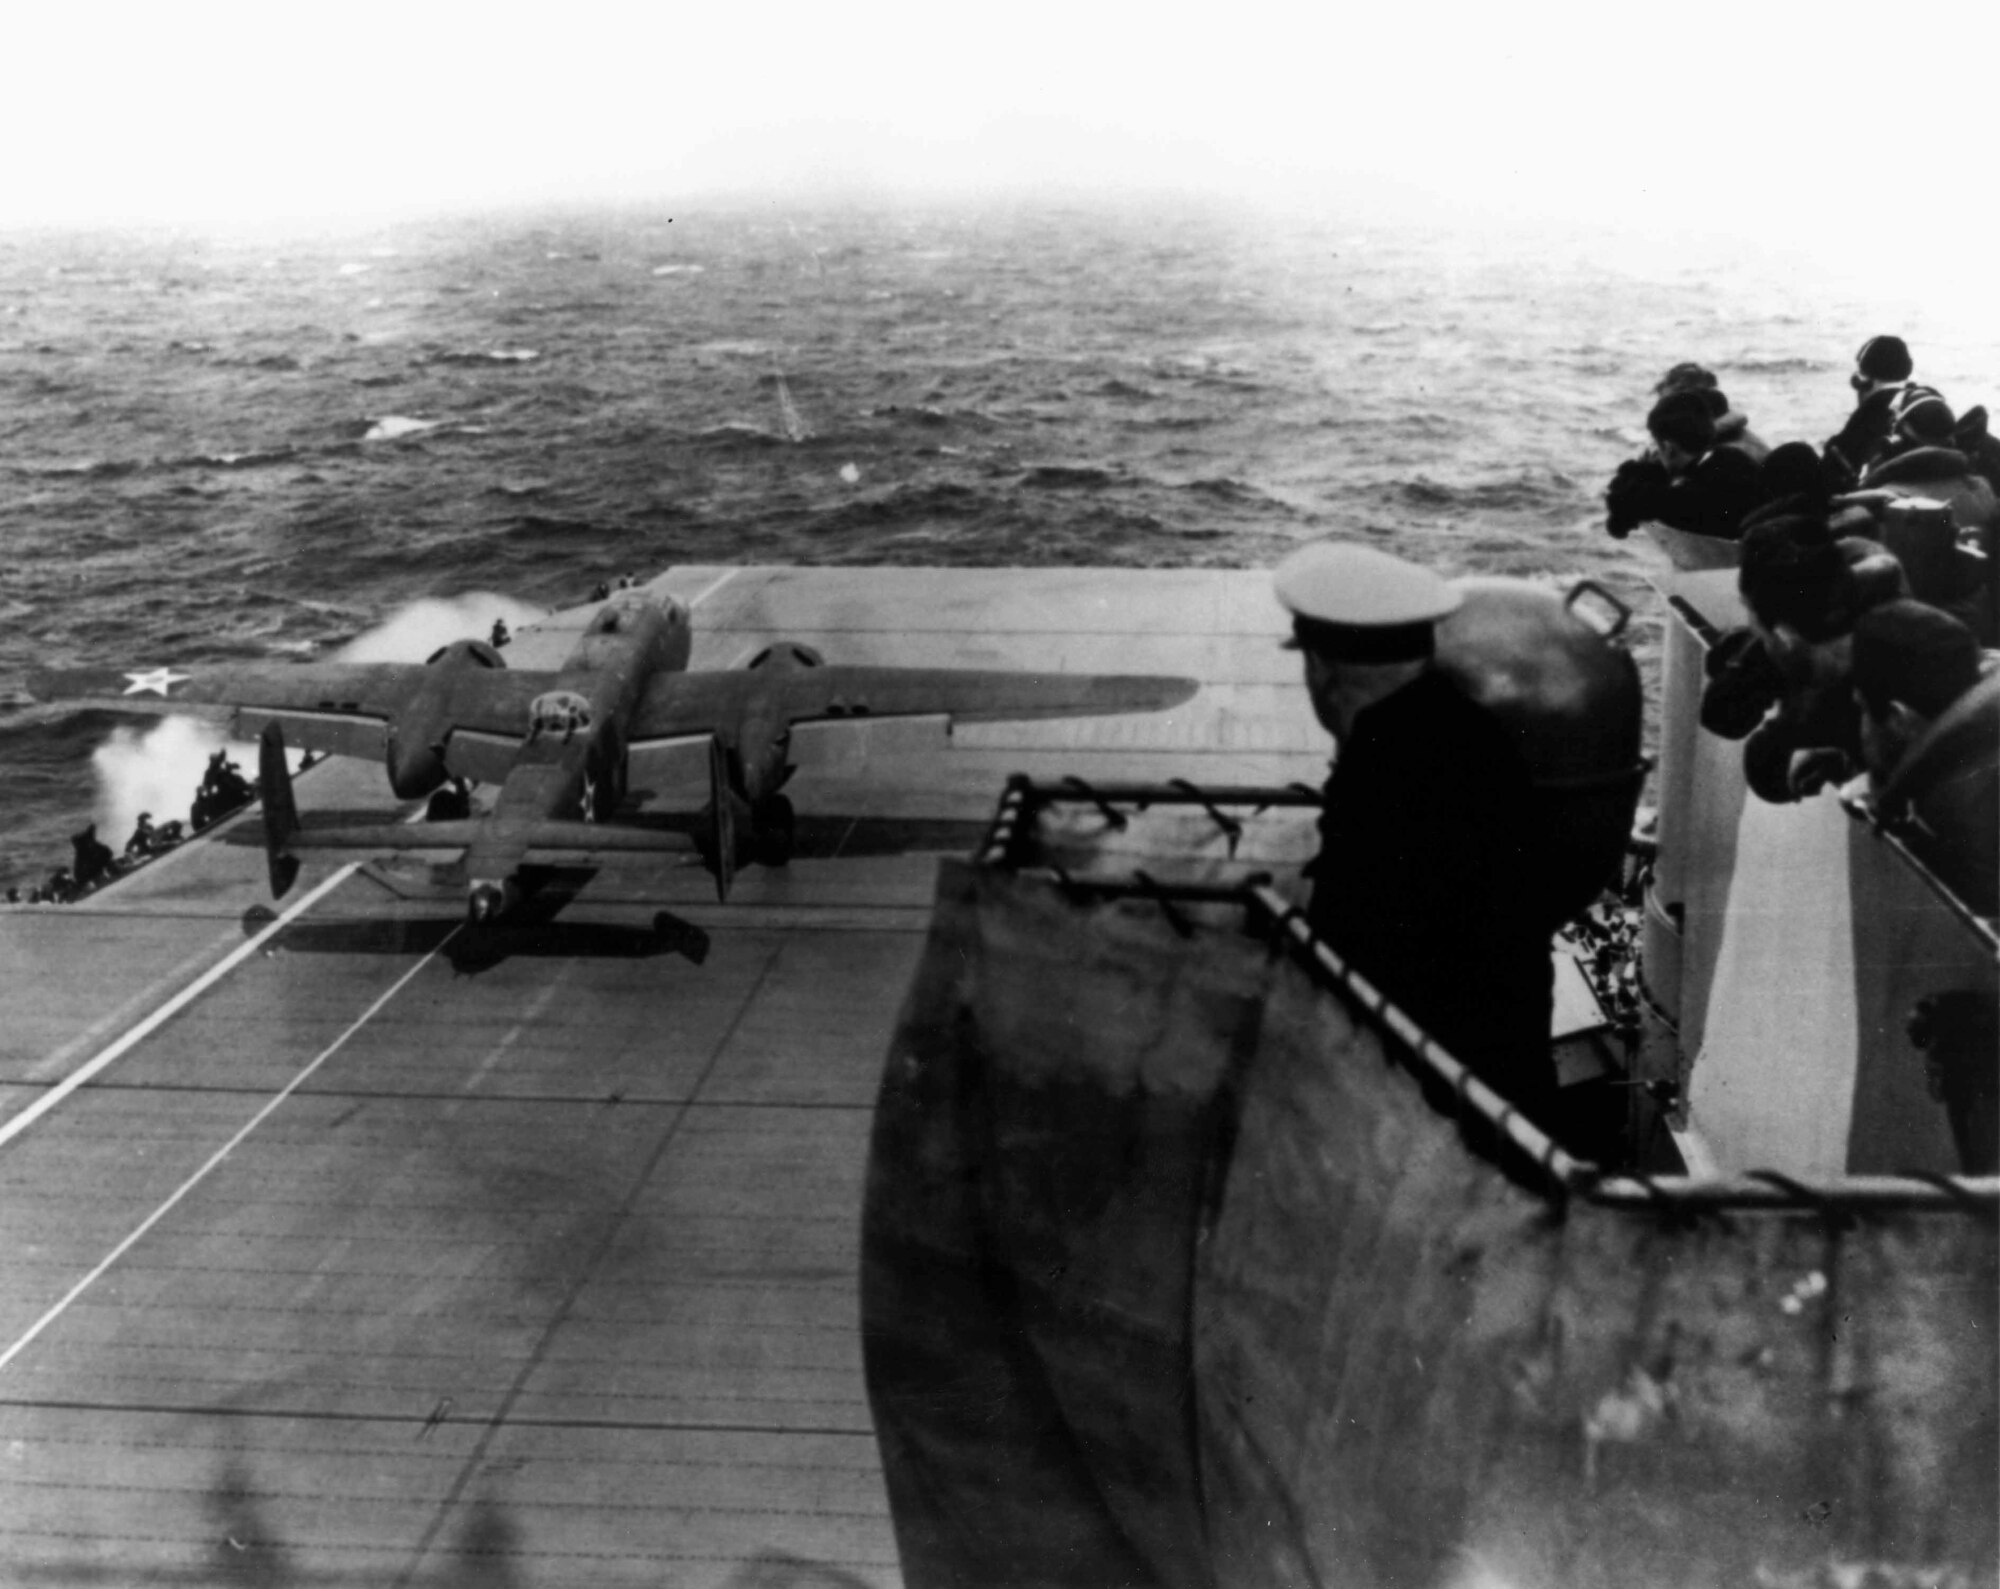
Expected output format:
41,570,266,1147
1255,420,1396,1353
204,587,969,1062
752,794,795,867
425,786,469,822
591,756,629,821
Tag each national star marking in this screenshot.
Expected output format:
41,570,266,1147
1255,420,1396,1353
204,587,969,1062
123,668,190,697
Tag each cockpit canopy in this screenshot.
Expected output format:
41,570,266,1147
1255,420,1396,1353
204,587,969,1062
587,598,645,637
529,690,593,737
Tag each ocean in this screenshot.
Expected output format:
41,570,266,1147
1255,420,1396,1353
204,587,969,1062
2,196,1991,890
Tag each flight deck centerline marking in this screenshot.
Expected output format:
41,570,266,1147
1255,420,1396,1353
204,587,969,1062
455,976,569,1102
0,863,363,1151
396,943,785,1584
0,924,459,1377
686,568,739,609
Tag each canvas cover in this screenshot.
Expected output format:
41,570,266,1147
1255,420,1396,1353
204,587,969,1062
862,813,1997,1589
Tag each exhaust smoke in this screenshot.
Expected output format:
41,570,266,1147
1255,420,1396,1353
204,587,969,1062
87,592,550,853
335,593,549,663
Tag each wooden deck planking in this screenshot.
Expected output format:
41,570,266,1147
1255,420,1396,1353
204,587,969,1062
0,566,1315,1585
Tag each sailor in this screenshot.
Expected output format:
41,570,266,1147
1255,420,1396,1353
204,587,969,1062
1731,512,1908,801
1752,441,1832,518
490,617,511,648
1653,362,1769,461
1276,541,1558,1130
1824,335,1940,490
71,823,114,890
125,812,156,858
1604,391,1762,540
1850,599,1997,916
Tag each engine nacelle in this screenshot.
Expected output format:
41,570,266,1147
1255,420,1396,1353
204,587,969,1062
744,642,825,672
384,722,450,799
425,639,508,670
385,639,508,798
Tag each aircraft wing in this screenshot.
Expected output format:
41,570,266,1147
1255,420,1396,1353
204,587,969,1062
628,664,1200,740
24,661,553,761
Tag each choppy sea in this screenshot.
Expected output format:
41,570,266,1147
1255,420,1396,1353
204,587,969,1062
3,197,1994,890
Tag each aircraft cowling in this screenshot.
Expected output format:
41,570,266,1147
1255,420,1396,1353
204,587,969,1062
745,642,825,672
385,640,508,798
423,639,508,670
1434,577,1648,931
384,723,450,799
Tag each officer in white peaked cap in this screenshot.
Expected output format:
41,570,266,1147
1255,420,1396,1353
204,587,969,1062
1274,541,1462,738
1272,538,1559,1134
1276,541,1461,655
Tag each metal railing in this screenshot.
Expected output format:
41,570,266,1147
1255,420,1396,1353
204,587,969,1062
977,773,2000,1221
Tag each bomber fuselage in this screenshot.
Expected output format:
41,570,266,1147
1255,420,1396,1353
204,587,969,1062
463,593,691,909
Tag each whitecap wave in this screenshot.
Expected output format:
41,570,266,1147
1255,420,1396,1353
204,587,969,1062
362,416,441,442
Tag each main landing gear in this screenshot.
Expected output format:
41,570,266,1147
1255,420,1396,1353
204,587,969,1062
751,794,795,868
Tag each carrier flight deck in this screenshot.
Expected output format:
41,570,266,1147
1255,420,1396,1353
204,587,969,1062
0,565,1326,1587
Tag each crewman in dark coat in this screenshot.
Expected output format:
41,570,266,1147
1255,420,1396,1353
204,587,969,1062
1654,362,1770,461
1823,334,1941,490
1276,542,1557,1130
70,823,115,890
1604,391,1763,540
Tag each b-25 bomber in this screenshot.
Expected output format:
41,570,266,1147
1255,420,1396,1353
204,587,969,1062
27,585,1199,920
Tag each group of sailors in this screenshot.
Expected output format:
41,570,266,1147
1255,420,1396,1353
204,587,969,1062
1605,335,2000,561
486,577,641,650
587,574,643,603
1278,379,1998,1165
4,750,262,906
1607,336,1999,918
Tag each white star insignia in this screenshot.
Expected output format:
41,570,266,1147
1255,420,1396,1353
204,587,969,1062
122,668,190,697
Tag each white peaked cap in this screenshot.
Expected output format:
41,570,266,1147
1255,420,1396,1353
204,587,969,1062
1274,541,1460,661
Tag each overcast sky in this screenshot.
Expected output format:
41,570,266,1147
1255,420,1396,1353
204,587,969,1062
1,0,1983,285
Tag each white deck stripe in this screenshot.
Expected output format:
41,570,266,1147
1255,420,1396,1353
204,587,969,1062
0,922,458,1375
687,568,739,609
0,864,360,1151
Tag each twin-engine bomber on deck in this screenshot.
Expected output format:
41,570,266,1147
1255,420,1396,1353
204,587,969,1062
26,585,1200,920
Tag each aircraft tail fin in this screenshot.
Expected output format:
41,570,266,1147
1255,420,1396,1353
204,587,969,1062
258,722,302,900
709,734,737,903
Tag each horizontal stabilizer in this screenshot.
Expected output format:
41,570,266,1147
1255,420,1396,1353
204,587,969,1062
710,732,737,903
284,817,696,856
